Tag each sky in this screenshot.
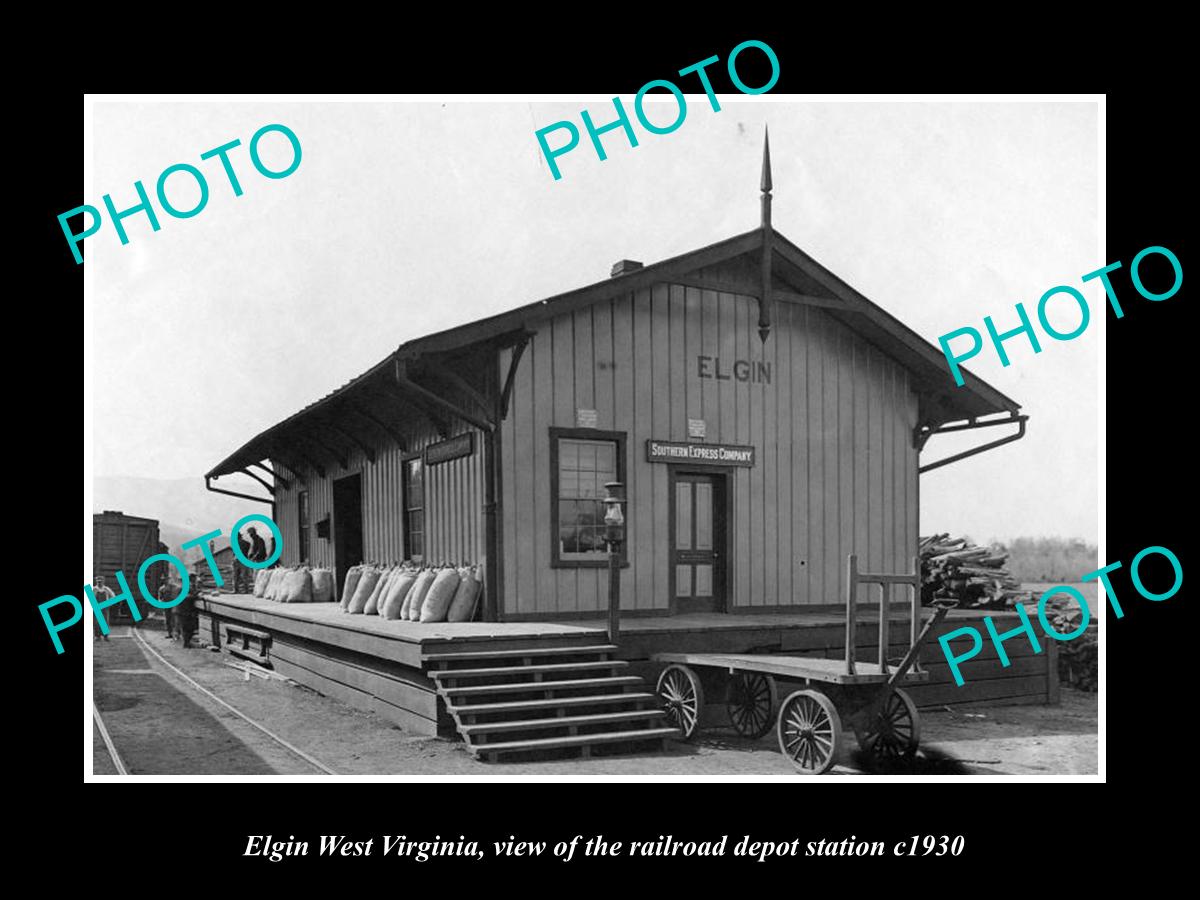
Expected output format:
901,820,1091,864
89,98,1099,544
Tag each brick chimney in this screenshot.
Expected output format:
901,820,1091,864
610,259,643,277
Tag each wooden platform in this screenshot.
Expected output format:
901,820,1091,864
195,593,607,736
195,594,1058,740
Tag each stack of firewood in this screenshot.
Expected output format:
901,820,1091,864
1041,600,1098,691
919,533,1029,610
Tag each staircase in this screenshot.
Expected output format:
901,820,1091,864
423,643,676,762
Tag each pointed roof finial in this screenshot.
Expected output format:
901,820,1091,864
760,124,773,194
759,125,773,231
758,124,773,344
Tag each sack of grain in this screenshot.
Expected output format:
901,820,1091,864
446,566,482,622
252,568,271,598
265,567,287,601
341,565,363,612
406,569,438,621
420,568,461,623
281,568,314,603
364,566,394,616
381,570,417,620
311,568,335,604
348,567,381,614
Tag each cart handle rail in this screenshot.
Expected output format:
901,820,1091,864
845,554,921,677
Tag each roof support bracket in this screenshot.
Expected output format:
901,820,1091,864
300,431,348,471
917,414,1029,474
499,331,533,421
396,359,495,433
317,414,376,464
205,475,273,506
238,467,277,496
249,461,289,490
380,376,449,439
265,440,324,479
347,404,408,453
422,361,493,423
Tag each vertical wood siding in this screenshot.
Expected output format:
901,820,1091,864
271,423,485,573
499,282,919,616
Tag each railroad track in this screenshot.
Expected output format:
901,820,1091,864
93,626,338,776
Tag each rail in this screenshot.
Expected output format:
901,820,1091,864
844,554,921,677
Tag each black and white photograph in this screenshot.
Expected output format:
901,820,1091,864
83,95,1102,780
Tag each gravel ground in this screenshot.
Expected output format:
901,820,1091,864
92,620,1098,777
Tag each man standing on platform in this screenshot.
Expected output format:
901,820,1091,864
247,526,267,565
235,531,253,593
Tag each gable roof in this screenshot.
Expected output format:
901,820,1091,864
207,227,1019,479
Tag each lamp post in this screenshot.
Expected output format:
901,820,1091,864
603,481,627,644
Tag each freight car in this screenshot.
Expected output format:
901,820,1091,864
92,510,168,621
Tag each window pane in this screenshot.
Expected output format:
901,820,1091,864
560,470,580,499
559,524,579,554
596,443,615,475
676,482,692,549
695,482,713,550
581,526,604,554
560,440,579,470
411,533,423,558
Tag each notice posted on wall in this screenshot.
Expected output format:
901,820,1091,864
45,21,1193,887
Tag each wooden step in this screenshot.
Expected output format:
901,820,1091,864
448,692,658,718
430,660,628,681
423,644,617,664
470,727,679,759
443,676,641,699
461,709,667,738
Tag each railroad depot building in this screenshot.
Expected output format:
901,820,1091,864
201,140,1049,748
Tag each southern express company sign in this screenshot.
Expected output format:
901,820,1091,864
646,440,756,467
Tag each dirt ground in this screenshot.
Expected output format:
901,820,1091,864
93,619,1098,777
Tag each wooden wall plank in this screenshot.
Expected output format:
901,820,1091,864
734,293,751,608
651,284,672,607
868,345,884,577
631,289,654,612
775,302,793,606
699,289,719,435
807,309,825,604
822,315,840,605
611,294,637,610
762,310,778,607
852,343,869,604
791,306,809,604
552,314,577,615
668,284,687,442
513,339,536,615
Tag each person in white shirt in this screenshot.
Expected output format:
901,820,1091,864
92,575,115,642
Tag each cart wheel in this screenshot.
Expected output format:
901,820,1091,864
726,672,777,739
656,664,704,739
859,688,920,761
777,689,842,775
